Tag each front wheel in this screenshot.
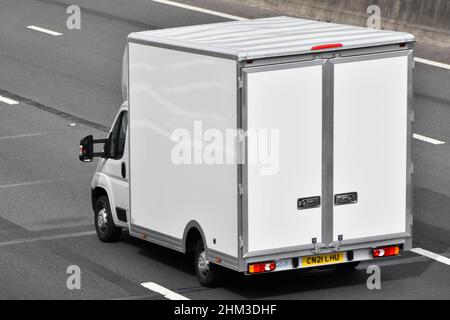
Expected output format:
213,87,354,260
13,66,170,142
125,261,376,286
194,240,222,287
94,195,122,242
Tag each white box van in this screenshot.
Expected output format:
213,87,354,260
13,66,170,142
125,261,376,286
79,17,415,286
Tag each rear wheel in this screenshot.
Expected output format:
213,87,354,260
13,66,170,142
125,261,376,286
194,239,221,287
94,195,122,242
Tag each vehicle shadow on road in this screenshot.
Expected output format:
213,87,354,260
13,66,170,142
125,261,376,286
215,261,433,299
413,187,450,254
121,232,437,299
121,233,196,274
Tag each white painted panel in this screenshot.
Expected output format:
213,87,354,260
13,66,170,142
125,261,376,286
128,43,238,257
246,63,323,253
333,55,408,241
131,16,415,61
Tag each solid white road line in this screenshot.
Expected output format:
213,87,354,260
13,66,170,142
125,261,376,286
411,248,450,266
141,282,190,300
0,131,54,140
0,179,65,190
413,133,446,145
155,1,450,70
152,0,248,21
27,25,62,36
415,57,450,70
0,231,96,247
0,95,19,105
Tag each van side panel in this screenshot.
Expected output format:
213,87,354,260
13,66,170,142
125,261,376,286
128,43,238,257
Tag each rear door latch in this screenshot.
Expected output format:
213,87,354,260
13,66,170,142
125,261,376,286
334,192,358,206
297,196,321,210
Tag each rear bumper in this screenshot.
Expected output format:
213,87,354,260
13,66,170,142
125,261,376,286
243,247,401,274
239,234,411,273
264,248,374,274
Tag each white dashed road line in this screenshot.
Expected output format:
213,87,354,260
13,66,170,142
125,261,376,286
141,282,190,300
411,248,450,266
27,25,62,36
0,95,19,105
413,133,446,145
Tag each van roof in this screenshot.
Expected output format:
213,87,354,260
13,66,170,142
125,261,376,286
128,16,415,61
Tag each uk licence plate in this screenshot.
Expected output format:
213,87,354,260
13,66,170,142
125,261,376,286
302,252,344,267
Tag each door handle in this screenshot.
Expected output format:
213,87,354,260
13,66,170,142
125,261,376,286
121,162,126,178
334,192,358,205
297,196,321,210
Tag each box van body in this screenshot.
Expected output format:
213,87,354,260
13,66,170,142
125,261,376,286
81,17,415,286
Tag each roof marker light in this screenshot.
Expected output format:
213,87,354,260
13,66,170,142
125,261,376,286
311,43,343,51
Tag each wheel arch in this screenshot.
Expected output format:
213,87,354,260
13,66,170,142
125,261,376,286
182,221,207,253
91,187,109,211
91,185,128,230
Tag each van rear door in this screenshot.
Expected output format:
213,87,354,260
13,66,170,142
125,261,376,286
243,60,324,256
242,51,412,257
332,51,412,243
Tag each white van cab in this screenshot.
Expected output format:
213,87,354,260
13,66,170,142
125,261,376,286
82,103,129,241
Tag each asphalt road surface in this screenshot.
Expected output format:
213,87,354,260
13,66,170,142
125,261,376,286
0,0,449,299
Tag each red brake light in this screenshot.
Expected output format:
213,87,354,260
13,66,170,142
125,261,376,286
372,246,400,258
311,43,343,51
248,261,276,274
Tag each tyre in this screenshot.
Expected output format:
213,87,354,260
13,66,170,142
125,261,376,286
94,195,122,242
194,239,222,287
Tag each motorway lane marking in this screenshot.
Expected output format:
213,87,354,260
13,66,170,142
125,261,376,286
413,133,446,145
26,25,62,36
141,282,190,300
0,179,65,190
415,57,450,70
0,88,109,132
0,231,96,247
0,131,54,140
152,0,248,21
411,248,450,266
155,1,450,70
0,95,19,105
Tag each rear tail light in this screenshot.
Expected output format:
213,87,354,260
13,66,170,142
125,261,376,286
372,246,400,258
248,261,276,274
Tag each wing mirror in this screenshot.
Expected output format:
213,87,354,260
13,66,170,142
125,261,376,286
79,135,109,162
